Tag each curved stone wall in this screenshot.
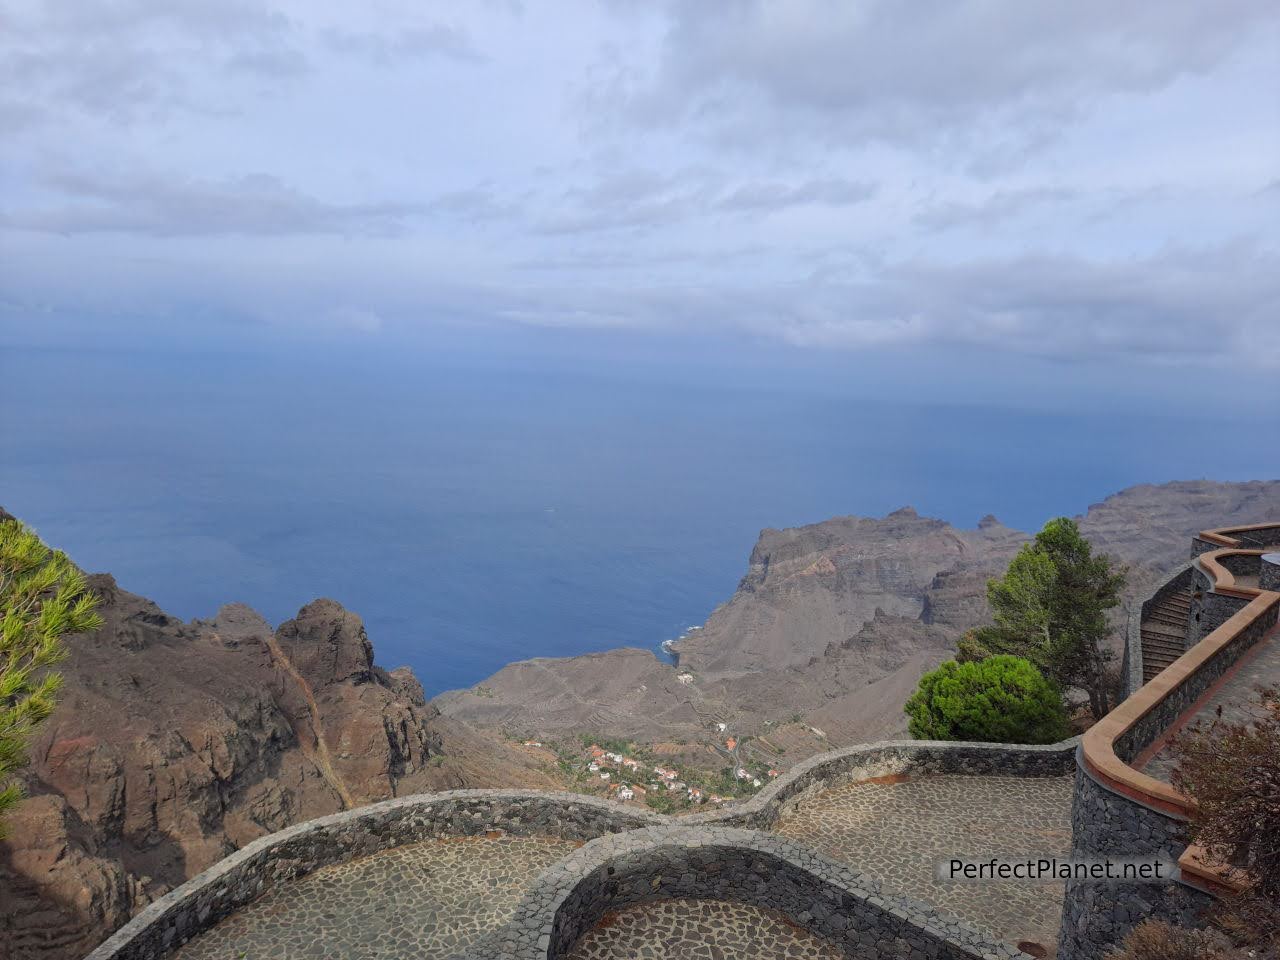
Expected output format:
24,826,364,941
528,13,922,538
85,791,664,960
692,738,1078,831
84,737,1077,960
1064,541,1280,960
1193,523,1280,555
494,826,1025,960
1057,749,1212,960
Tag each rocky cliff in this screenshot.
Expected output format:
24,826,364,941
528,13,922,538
438,479,1280,752
0,534,561,960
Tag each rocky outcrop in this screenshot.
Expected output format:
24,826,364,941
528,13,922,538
671,508,1026,679
439,480,1280,759
0,566,560,960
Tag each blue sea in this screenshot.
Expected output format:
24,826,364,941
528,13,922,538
3,331,1277,696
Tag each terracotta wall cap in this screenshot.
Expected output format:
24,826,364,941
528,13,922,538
1081,591,1280,817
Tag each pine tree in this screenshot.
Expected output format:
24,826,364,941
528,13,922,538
905,655,1071,744
0,519,102,834
958,517,1126,720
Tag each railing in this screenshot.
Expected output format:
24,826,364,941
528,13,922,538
1081,545,1280,894
1193,523,1280,555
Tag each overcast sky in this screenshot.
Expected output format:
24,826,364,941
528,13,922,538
1,1,1278,367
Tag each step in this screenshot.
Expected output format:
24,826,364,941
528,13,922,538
1147,612,1188,630
1146,640,1182,660
1146,642,1182,660
1141,622,1186,641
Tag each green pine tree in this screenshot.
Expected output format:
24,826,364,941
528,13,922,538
958,517,1126,719
0,520,103,834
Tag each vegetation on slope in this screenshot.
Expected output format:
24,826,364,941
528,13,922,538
0,520,102,834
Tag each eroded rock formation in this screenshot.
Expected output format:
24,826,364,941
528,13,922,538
0,566,558,960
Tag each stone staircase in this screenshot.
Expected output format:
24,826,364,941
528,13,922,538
1140,587,1193,683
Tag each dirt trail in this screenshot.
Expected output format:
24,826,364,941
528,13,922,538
264,632,356,809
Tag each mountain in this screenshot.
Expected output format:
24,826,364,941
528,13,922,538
437,479,1280,751
0,521,562,960
6,479,1279,957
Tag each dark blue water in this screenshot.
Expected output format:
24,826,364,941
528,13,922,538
3,335,1276,695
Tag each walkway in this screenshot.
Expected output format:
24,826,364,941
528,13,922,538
1140,625,1280,784
566,899,846,960
772,774,1074,952
172,834,578,960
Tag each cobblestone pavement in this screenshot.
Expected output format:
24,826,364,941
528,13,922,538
772,774,1073,951
1143,628,1280,783
172,834,578,960
565,898,847,960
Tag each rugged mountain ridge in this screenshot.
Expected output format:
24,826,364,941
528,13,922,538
438,480,1280,751
0,517,560,960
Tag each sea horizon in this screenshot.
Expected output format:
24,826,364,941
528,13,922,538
4,335,1276,697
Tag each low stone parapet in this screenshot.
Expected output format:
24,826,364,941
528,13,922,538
492,825,1028,960
84,791,664,960
691,737,1078,831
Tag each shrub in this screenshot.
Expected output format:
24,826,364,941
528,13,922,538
1,520,103,834
1212,892,1280,956
1172,685,1280,901
904,655,1070,744
1107,919,1228,960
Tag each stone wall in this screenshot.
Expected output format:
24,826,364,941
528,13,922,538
692,738,1078,832
1057,753,1213,960
86,737,1078,960
493,826,1025,960
1117,593,1277,764
1192,525,1280,555
1061,563,1280,959
1228,525,1280,548
1262,554,1280,592
85,791,664,960
1187,576,1250,647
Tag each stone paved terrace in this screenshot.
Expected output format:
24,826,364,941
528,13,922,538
772,773,1074,953
1140,622,1280,784
566,899,847,960
172,834,579,960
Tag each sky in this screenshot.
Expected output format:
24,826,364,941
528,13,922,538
1,0,1279,366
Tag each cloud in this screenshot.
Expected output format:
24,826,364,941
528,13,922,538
3,169,426,237
320,24,483,65
458,245,1280,368
770,246,1280,364
537,170,876,233
622,0,1280,154
914,187,1075,230
0,0,308,126
717,178,875,212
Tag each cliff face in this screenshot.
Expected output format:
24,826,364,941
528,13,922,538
0,568,560,960
438,480,1280,753
672,507,1027,680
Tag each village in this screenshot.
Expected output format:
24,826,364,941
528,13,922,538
525,723,783,814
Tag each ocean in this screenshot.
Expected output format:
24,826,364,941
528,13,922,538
3,333,1276,696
